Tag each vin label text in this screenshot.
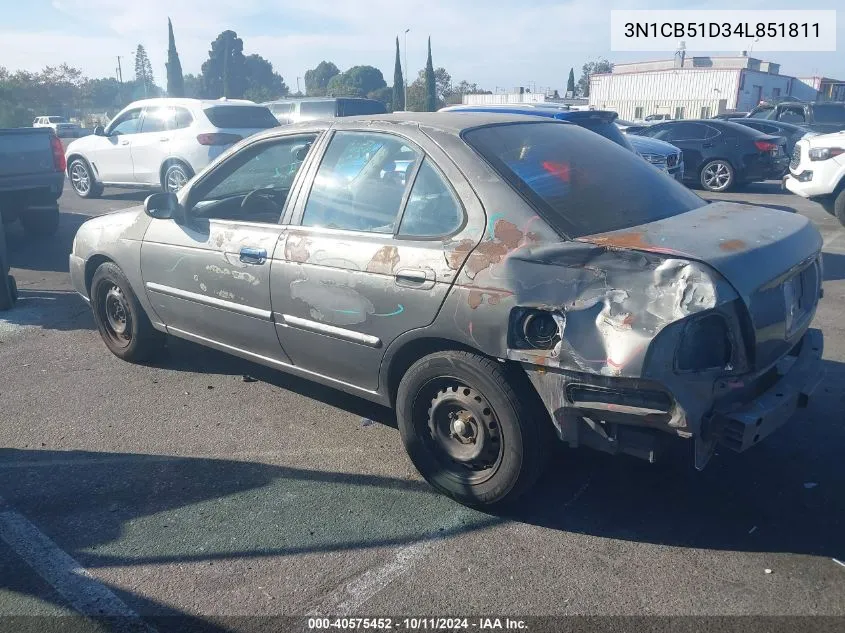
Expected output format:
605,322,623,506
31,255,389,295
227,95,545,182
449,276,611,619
611,10,836,52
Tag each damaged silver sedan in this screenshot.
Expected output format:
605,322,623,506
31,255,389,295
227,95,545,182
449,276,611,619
69,113,824,507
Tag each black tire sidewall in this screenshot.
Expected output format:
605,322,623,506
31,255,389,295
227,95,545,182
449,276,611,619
90,263,155,361
700,159,734,192
397,352,541,507
834,188,845,227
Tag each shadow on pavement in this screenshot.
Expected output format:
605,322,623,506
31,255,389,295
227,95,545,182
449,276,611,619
96,190,149,203
0,288,94,332
5,212,92,274
822,252,845,282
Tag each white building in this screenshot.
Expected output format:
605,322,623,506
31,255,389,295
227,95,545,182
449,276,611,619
589,55,844,120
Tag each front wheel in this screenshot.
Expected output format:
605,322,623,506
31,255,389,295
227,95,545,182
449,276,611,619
699,159,735,192
68,158,103,199
90,262,165,362
821,188,845,226
396,351,549,508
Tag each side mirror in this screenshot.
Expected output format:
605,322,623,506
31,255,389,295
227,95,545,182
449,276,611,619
144,192,185,223
94,125,105,136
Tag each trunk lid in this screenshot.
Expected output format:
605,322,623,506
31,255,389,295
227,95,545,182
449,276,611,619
581,201,823,368
0,128,56,177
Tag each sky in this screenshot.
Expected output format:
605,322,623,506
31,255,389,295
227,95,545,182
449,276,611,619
0,0,842,92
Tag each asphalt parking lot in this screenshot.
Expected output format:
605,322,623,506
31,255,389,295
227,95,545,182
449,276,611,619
1,179,844,630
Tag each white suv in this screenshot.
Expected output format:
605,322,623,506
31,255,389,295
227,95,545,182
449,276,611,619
64,98,278,198
784,130,845,225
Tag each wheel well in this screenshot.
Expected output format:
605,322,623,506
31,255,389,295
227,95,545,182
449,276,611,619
66,154,90,177
385,337,488,406
84,254,114,295
159,159,193,189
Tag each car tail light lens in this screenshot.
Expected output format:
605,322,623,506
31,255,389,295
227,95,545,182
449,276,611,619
196,133,243,146
50,134,66,172
676,314,732,372
754,140,778,153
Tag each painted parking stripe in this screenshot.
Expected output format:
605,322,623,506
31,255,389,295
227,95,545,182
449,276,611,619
0,498,155,632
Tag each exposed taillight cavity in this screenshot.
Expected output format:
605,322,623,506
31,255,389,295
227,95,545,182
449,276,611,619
676,314,732,372
197,133,243,146
754,140,778,153
50,134,66,172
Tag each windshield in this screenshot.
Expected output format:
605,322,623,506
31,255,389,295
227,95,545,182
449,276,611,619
463,122,706,238
812,104,845,124
203,105,279,129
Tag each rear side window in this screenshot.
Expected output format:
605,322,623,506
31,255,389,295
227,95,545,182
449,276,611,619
338,99,388,116
812,104,845,123
398,159,463,238
300,100,338,119
172,107,193,129
463,122,706,238
203,105,278,129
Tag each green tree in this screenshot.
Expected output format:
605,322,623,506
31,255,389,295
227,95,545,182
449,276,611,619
243,54,288,102
201,30,247,98
304,61,340,96
182,73,202,98
424,37,436,112
566,68,576,97
392,37,404,111
133,44,154,95
407,66,452,110
327,65,386,98
166,18,184,97
368,86,393,110
577,58,612,98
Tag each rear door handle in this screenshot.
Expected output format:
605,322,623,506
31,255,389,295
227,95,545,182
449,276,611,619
120,140,130,146
702,142,714,148
395,267,435,288
159,137,170,142
239,247,267,265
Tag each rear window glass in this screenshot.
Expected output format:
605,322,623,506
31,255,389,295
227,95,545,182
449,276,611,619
812,104,845,123
203,105,278,129
338,99,388,116
566,117,633,152
300,100,338,119
463,122,706,238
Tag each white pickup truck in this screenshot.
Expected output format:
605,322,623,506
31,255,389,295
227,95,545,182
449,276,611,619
785,130,845,225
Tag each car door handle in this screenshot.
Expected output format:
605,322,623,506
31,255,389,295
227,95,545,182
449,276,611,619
120,140,130,146
702,143,714,148
395,268,434,288
159,137,170,142
239,247,267,265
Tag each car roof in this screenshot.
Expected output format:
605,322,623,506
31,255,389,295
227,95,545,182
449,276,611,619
440,105,619,124
658,118,773,136
124,98,259,109
728,118,805,130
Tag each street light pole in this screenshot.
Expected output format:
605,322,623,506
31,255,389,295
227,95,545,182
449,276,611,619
404,28,410,110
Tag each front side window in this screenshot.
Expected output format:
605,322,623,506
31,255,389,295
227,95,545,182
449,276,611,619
189,134,318,223
398,159,463,238
463,122,706,238
811,104,845,123
301,132,418,233
108,109,142,136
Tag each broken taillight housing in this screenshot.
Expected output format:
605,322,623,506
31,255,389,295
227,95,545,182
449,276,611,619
509,308,561,350
676,313,732,372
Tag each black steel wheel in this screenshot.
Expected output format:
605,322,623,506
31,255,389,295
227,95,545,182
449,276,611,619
397,350,550,508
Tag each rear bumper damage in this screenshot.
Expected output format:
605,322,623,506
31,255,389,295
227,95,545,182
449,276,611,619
522,328,824,468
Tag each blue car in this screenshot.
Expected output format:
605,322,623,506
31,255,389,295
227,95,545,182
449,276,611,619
439,105,684,182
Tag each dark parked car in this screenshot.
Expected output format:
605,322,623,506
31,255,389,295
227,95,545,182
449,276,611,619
69,113,823,507
711,111,749,120
727,117,814,160
630,119,788,192
746,100,845,134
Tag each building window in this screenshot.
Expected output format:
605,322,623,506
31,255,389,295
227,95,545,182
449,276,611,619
634,106,643,119
700,106,711,119
739,73,745,90
772,88,781,99
674,107,685,120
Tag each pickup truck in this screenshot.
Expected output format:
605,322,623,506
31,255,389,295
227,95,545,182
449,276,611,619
0,127,65,236
747,101,845,135
784,130,845,225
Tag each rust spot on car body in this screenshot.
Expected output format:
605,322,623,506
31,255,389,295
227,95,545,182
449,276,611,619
285,233,311,263
719,239,747,252
366,245,400,274
581,231,689,257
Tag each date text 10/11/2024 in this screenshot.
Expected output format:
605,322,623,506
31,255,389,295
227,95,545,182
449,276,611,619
307,617,528,630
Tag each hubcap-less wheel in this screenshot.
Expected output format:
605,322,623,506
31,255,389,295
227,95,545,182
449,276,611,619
100,284,132,348
70,162,90,195
165,165,189,193
424,383,503,482
702,161,732,191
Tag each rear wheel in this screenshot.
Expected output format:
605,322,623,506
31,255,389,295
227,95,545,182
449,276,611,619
396,350,549,508
68,158,103,199
700,159,735,192
20,207,60,237
90,262,165,362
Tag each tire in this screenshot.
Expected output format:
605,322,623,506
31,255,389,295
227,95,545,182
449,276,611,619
68,158,103,199
828,187,845,227
20,207,60,237
162,161,193,194
0,221,16,311
396,350,550,508
699,159,735,192
90,262,164,362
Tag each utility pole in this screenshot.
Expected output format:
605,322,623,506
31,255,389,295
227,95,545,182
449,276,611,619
116,56,123,83
404,28,410,110
296,76,301,94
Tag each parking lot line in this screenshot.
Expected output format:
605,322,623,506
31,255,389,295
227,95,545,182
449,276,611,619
0,497,154,632
307,509,478,617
